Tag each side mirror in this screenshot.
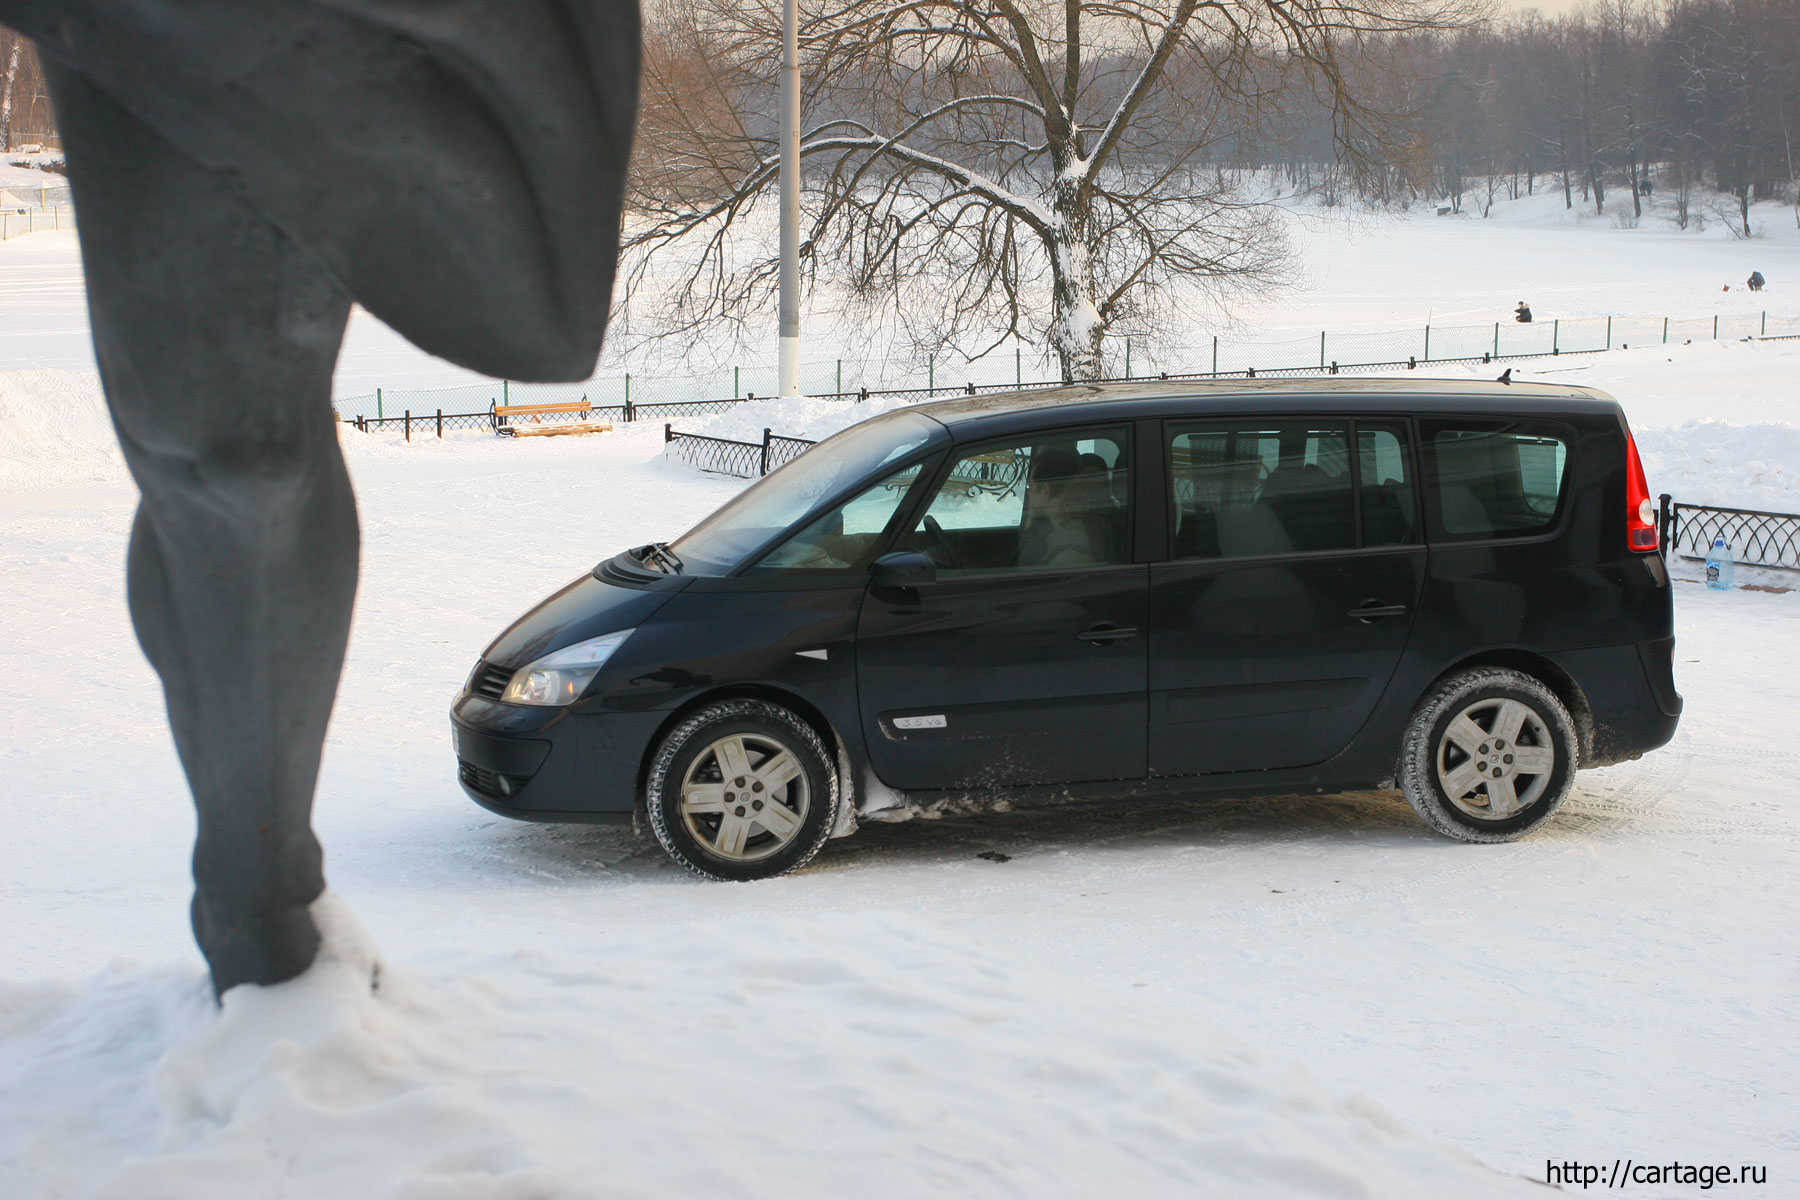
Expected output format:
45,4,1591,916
870,549,937,589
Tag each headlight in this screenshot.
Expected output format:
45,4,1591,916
499,629,634,706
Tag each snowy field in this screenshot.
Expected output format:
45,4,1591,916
3,193,1800,1196
1,186,1796,397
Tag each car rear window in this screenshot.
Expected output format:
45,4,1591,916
1420,420,1570,539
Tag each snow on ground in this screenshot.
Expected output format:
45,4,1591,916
1,408,1559,1199
3,897,1548,1200
3,192,1799,1197
1,154,65,179
1249,187,1799,336
3,353,1798,1196
1,187,1796,396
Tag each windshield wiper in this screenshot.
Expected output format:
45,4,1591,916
641,541,683,574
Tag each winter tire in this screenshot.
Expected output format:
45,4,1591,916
646,699,840,880
1399,667,1578,843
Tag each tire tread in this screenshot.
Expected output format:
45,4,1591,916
646,699,840,880
1399,667,1579,843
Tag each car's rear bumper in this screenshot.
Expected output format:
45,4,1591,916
1552,638,1681,767
451,694,666,821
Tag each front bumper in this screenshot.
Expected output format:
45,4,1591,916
451,693,667,822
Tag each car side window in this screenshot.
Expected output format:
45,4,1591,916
1168,420,1355,559
1420,420,1570,539
750,462,929,572
904,428,1131,573
1356,422,1421,547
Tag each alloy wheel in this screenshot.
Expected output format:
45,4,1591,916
677,732,811,862
1435,697,1557,820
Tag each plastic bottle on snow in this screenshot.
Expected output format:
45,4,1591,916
1705,536,1735,590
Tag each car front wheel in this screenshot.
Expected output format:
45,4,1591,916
1399,667,1579,842
646,699,840,880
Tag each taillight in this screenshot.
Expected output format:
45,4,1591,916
1624,426,1657,551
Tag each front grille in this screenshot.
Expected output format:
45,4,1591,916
459,759,529,800
470,661,512,700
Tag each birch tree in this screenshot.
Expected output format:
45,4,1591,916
0,34,23,152
627,0,1472,381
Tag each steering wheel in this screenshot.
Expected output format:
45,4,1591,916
920,514,961,569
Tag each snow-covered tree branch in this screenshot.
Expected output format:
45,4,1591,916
627,0,1476,380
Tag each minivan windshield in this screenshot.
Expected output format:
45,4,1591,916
669,410,942,575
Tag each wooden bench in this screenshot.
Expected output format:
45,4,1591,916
493,399,613,438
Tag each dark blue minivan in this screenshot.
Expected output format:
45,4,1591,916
452,380,1680,879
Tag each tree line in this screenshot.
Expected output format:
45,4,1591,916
1304,0,1800,233
6,1,1795,379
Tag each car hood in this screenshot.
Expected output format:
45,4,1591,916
481,569,690,669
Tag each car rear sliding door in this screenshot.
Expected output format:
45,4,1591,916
1148,417,1427,776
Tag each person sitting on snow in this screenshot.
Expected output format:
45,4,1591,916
1748,271,1766,292
1514,301,1533,324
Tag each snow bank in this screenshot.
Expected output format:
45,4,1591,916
1636,421,1800,511
677,391,919,445
0,896,1541,1199
8,355,1799,526
0,369,667,495
0,369,129,489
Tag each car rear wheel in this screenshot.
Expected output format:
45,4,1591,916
1399,667,1578,842
646,699,840,880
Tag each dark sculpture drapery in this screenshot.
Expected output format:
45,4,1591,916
2,0,640,994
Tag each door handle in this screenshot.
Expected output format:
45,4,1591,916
1078,621,1139,644
1347,601,1408,623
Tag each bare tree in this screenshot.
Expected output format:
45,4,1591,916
0,31,56,157
627,0,1471,381
1,32,23,152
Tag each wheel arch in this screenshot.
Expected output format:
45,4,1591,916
1420,649,1596,763
633,684,852,817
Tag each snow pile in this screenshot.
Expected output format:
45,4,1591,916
1,153,65,177
0,368,129,488
0,368,643,494
0,896,1542,1199
1636,420,1800,511
677,390,919,445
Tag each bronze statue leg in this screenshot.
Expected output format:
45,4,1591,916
49,65,357,995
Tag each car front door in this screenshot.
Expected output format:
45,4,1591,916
1149,417,1426,776
856,425,1148,791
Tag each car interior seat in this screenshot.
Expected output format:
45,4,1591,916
1217,501,1293,557
1262,460,1350,552
1360,481,1416,546
1437,484,1493,535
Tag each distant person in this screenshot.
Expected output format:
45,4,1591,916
1514,301,1533,324
1748,270,1766,292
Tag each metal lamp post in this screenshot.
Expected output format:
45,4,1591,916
777,0,801,397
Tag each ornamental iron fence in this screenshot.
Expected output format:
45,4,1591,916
663,424,818,478
1659,495,1800,572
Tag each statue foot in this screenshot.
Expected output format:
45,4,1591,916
192,895,323,999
